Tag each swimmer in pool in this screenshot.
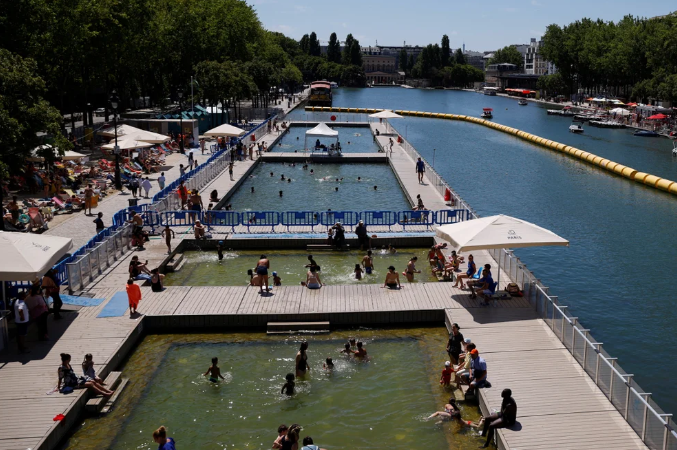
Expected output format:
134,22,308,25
281,174,285,180
310,169,314,174
270,172,274,177
323,357,334,370
251,186,255,193
204,357,225,382
287,178,291,183
354,264,363,280
340,343,352,354
374,185,377,190
357,177,361,181
217,241,224,261
362,250,374,274
352,341,367,357
403,257,421,282
281,373,295,395
388,244,397,254
383,265,402,289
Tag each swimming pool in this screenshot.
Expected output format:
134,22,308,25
61,329,485,450
273,126,379,153
164,248,438,286
224,162,411,212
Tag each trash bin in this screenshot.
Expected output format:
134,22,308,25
128,198,139,207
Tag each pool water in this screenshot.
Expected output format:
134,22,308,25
273,126,379,153
61,330,485,450
164,248,438,286
225,162,411,212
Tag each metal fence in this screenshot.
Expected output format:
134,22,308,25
385,119,676,449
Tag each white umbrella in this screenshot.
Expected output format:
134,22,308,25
99,125,169,143
204,123,246,137
369,110,403,119
610,108,630,116
102,138,154,151
27,145,87,162
435,214,568,289
0,231,73,281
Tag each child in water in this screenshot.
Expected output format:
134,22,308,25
281,373,295,395
354,264,363,280
204,357,226,382
273,272,282,286
440,360,454,386
217,241,224,261
323,357,334,370
272,424,288,449
340,343,352,354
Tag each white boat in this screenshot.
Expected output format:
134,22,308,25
401,84,415,89
569,124,584,133
673,141,677,156
518,99,528,106
481,108,493,119
330,81,339,89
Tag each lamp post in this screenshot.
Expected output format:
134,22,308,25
177,89,185,154
433,148,436,169
109,90,122,190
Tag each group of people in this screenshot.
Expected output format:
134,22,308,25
438,322,517,447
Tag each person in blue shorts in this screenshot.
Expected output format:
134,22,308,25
415,157,425,183
361,250,374,275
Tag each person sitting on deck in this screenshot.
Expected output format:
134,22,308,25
194,220,206,239
461,349,488,399
129,256,152,281
453,255,476,289
454,342,475,385
468,264,491,299
58,353,113,397
431,256,445,275
481,389,517,448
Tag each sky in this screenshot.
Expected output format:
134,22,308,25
249,0,674,51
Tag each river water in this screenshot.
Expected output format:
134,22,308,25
291,88,677,414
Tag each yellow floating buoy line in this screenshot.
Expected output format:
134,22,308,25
305,106,677,196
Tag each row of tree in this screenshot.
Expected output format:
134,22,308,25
539,13,677,102
294,32,365,86
404,35,485,88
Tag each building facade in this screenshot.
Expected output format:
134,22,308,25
524,38,557,76
362,55,401,84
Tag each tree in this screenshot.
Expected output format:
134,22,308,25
441,35,451,67
489,45,523,68
399,49,408,73
343,34,355,65
308,32,321,57
454,48,466,65
341,65,366,87
349,40,362,66
280,64,303,93
537,73,567,97
327,32,341,63
299,34,310,54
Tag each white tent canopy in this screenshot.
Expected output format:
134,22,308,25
305,122,338,137
102,138,154,151
204,123,246,137
99,124,169,143
610,108,631,116
0,232,73,281
435,214,568,289
369,110,403,119
27,145,86,162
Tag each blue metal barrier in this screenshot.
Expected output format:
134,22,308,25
398,210,435,229
203,211,241,232
160,210,203,228
281,211,319,231
436,209,466,224
359,211,398,230
243,211,279,232
319,211,359,229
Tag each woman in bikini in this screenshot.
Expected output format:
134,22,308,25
255,255,270,293
295,342,310,377
403,256,421,282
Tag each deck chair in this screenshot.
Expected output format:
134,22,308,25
471,266,483,280
28,207,48,230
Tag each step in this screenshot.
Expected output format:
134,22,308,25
267,321,330,335
100,378,129,414
165,253,185,272
85,371,123,413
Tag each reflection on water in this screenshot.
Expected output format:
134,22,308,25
164,248,437,286
61,329,486,450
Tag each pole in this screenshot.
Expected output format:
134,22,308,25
433,148,436,169
113,113,122,190
191,76,194,113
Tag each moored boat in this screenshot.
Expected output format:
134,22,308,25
481,108,493,119
518,99,528,106
569,124,584,133
634,130,659,137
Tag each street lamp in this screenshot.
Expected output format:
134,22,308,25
109,90,122,190
177,89,185,154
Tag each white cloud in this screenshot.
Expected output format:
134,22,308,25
531,0,541,5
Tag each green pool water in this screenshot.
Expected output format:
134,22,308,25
61,329,485,450
164,248,438,286
224,162,411,212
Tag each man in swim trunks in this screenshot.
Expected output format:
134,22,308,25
256,255,270,293
383,266,401,289
361,250,374,275
204,357,225,382
415,157,425,183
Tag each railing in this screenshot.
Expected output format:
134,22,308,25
386,118,675,449
150,209,470,233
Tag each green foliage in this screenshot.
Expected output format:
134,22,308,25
300,34,310,54
489,45,522,68
437,64,484,88
349,41,363,66
454,48,466,65
341,65,366,87
280,64,303,92
0,49,70,168
399,49,409,73
541,14,677,101
343,34,355,65
308,32,321,57
441,35,451,67
536,73,567,96
327,33,341,63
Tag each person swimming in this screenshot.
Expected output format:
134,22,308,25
251,186,255,193
204,357,225,382
340,343,352,354
374,185,377,190
281,373,295,395
323,357,334,369
281,174,285,180
217,241,224,261
354,264,363,280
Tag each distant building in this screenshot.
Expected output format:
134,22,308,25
361,43,423,70
485,63,520,87
362,55,401,84
463,50,485,71
524,38,556,76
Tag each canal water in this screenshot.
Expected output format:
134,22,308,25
290,88,677,414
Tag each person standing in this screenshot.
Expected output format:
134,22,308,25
200,138,206,155
189,189,204,212
187,149,194,168
24,285,49,340
295,342,310,377
415,157,425,183
42,269,63,320
355,220,370,250
161,225,175,254
8,196,20,225
141,177,152,199
157,172,166,190
129,175,139,198
256,255,270,294
446,322,464,364
177,181,188,209
93,212,105,232
153,426,176,450
14,294,30,353
228,162,234,181
179,164,186,178
126,279,142,317
83,183,95,215
361,250,374,275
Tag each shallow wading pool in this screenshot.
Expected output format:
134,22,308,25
272,126,379,153
61,330,485,450
164,248,438,286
